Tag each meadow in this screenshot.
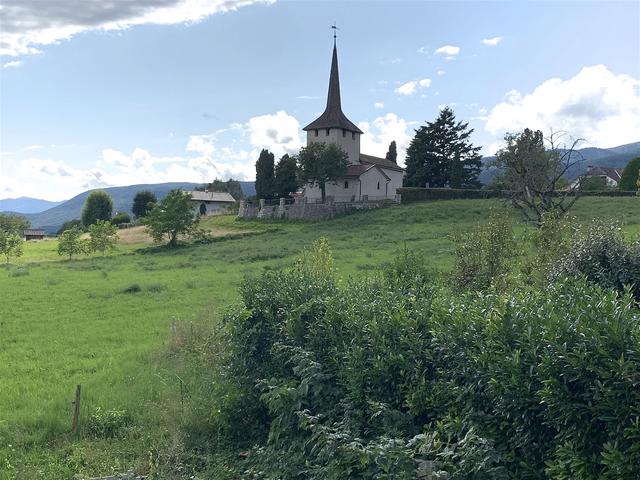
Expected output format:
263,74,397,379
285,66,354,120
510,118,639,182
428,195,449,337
1,197,639,479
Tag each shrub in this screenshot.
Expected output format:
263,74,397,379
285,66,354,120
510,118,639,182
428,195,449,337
551,220,640,300
120,283,141,294
85,407,130,438
450,210,518,292
185,241,640,479
111,212,131,225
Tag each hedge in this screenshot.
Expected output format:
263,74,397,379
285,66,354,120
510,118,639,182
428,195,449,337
398,187,638,202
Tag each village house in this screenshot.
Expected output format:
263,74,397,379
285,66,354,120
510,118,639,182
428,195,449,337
23,229,46,241
572,166,624,189
188,190,235,216
301,40,404,202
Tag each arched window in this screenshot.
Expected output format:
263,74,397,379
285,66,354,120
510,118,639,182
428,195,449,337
199,203,207,215
377,182,380,190
326,128,330,136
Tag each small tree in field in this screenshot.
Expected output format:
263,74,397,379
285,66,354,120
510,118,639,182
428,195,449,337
57,228,87,260
81,190,113,227
0,230,23,265
297,142,349,203
132,190,157,219
142,189,198,247
494,129,584,224
89,220,118,255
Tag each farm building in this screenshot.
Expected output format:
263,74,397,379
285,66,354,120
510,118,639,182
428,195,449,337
23,229,46,240
572,166,624,189
188,190,236,216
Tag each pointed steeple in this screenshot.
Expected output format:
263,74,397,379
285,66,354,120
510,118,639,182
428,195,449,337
303,43,363,134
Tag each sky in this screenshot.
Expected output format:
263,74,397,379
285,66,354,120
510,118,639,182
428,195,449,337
1,0,639,201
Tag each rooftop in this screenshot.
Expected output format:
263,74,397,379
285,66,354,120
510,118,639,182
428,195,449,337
188,191,236,203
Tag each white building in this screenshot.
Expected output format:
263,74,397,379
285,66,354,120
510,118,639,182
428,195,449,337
302,42,404,202
188,190,235,216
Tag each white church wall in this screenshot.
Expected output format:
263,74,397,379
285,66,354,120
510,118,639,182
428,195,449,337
306,128,360,164
358,168,392,199
383,169,404,196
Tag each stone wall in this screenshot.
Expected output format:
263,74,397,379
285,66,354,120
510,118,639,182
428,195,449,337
238,195,401,221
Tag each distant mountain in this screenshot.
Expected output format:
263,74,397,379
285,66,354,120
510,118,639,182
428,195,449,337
479,141,640,185
12,181,256,234
0,197,63,214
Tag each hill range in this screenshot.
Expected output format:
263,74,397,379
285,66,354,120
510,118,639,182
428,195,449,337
1,181,256,233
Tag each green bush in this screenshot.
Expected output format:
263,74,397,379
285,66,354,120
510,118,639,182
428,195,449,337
551,220,640,300
85,407,130,438
185,241,640,479
111,212,131,225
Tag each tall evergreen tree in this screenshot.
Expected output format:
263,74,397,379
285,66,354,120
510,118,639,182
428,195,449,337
274,154,299,197
404,107,482,188
255,149,276,199
385,140,398,163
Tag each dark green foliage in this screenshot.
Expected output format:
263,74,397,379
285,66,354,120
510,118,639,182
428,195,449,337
85,407,130,438
297,142,349,202
552,220,640,300
255,149,276,199
619,157,640,191
274,154,299,197
57,227,88,259
404,107,482,189
81,190,113,227
199,241,640,479
200,179,245,200
398,187,505,202
0,213,30,233
142,189,198,247
450,210,517,292
120,283,141,294
131,190,157,219
385,140,398,163
110,212,131,225
580,175,608,191
56,219,83,235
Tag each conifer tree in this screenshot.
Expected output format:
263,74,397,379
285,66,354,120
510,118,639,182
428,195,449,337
274,154,299,197
404,107,482,188
385,141,398,163
255,149,276,199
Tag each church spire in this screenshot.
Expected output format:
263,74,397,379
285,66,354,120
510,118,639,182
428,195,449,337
303,36,363,134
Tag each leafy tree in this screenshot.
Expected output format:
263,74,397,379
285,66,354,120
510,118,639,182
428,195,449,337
0,229,23,264
57,228,87,260
580,175,608,191
619,157,640,191
385,140,397,163
142,189,198,247
132,190,157,219
274,154,299,197
0,213,29,233
404,107,482,188
200,179,245,200
88,220,119,255
297,142,349,203
494,129,584,224
255,149,276,199
111,212,131,225
57,219,83,235
81,190,113,227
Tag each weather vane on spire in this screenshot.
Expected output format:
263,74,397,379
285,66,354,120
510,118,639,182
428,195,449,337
331,22,339,45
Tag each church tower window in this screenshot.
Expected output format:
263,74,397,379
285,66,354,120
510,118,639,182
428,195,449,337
344,181,349,188
326,128,330,136
377,181,380,190
314,129,319,137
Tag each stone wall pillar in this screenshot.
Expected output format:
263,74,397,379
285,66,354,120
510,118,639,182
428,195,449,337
238,200,246,217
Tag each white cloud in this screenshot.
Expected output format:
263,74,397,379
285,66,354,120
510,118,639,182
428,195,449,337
481,36,503,46
357,113,414,166
0,110,304,200
437,70,445,76
484,65,640,148
434,45,460,56
380,58,401,65
2,60,22,68
396,80,418,96
374,102,384,109
1,0,275,57
395,78,431,96
417,46,429,54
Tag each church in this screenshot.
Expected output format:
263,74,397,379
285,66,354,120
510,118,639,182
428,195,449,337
301,41,404,202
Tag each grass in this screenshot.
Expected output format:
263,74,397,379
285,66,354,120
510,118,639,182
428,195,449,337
0,196,638,479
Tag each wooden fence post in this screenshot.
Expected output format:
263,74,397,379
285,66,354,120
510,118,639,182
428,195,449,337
71,384,81,435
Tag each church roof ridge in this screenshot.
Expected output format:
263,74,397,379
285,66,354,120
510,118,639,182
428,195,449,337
303,44,363,134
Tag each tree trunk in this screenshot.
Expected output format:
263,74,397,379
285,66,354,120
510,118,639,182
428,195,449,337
169,231,177,247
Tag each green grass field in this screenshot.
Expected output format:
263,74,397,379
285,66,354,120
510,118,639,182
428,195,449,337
1,197,639,479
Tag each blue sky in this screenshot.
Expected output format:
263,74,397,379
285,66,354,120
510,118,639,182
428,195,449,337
1,0,639,200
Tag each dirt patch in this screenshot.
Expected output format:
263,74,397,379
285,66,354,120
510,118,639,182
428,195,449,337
116,225,252,245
